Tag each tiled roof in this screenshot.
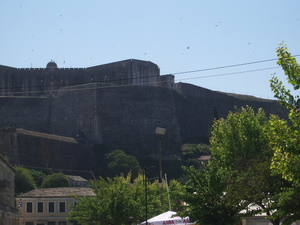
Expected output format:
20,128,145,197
17,187,95,198
198,155,211,161
67,175,88,182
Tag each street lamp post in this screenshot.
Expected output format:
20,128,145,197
129,166,162,225
155,127,166,208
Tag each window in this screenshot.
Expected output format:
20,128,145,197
37,201,43,213
25,222,34,225
26,202,33,213
58,221,67,225
48,202,55,213
47,222,55,225
59,201,66,213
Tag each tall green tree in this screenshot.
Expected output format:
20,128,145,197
180,106,292,225
269,43,300,184
267,44,300,225
212,106,296,225
178,164,247,225
15,166,37,194
106,150,139,177
68,172,184,225
210,106,269,170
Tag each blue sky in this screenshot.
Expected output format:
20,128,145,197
1,1,300,99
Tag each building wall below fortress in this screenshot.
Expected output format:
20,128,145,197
0,128,85,170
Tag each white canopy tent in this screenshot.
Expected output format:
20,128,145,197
138,211,195,225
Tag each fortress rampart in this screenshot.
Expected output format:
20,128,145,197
0,59,174,97
0,59,288,170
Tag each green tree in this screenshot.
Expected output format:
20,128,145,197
69,176,138,225
15,166,36,194
68,172,182,225
107,150,139,177
210,106,269,170
182,143,210,167
29,169,46,187
181,106,292,225
269,43,300,184
178,164,246,225
40,173,71,188
267,44,300,224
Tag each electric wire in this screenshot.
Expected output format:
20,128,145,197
0,54,299,96
170,55,300,75
0,66,282,96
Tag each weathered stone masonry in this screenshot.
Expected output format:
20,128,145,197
0,59,288,170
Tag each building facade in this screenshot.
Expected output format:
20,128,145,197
16,187,95,225
0,154,19,225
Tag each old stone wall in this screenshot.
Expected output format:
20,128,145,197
0,128,84,170
50,84,183,156
0,97,51,133
0,59,160,97
51,83,101,143
0,82,288,161
175,83,288,144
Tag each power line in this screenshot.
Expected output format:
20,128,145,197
0,55,299,96
171,54,300,75
175,66,280,82
0,66,280,96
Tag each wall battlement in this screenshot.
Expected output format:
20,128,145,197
17,68,88,70
0,59,173,97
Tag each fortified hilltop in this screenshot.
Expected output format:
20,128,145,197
0,59,287,171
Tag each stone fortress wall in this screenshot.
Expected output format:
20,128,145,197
0,59,288,170
0,59,174,97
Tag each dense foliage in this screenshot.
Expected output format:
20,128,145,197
40,173,71,188
182,143,210,168
269,43,300,184
267,44,300,224
107,150,140,177
15,166,37,194
178,164,246,225
29,169,46,187
68,172,184,225
179,106,293,225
